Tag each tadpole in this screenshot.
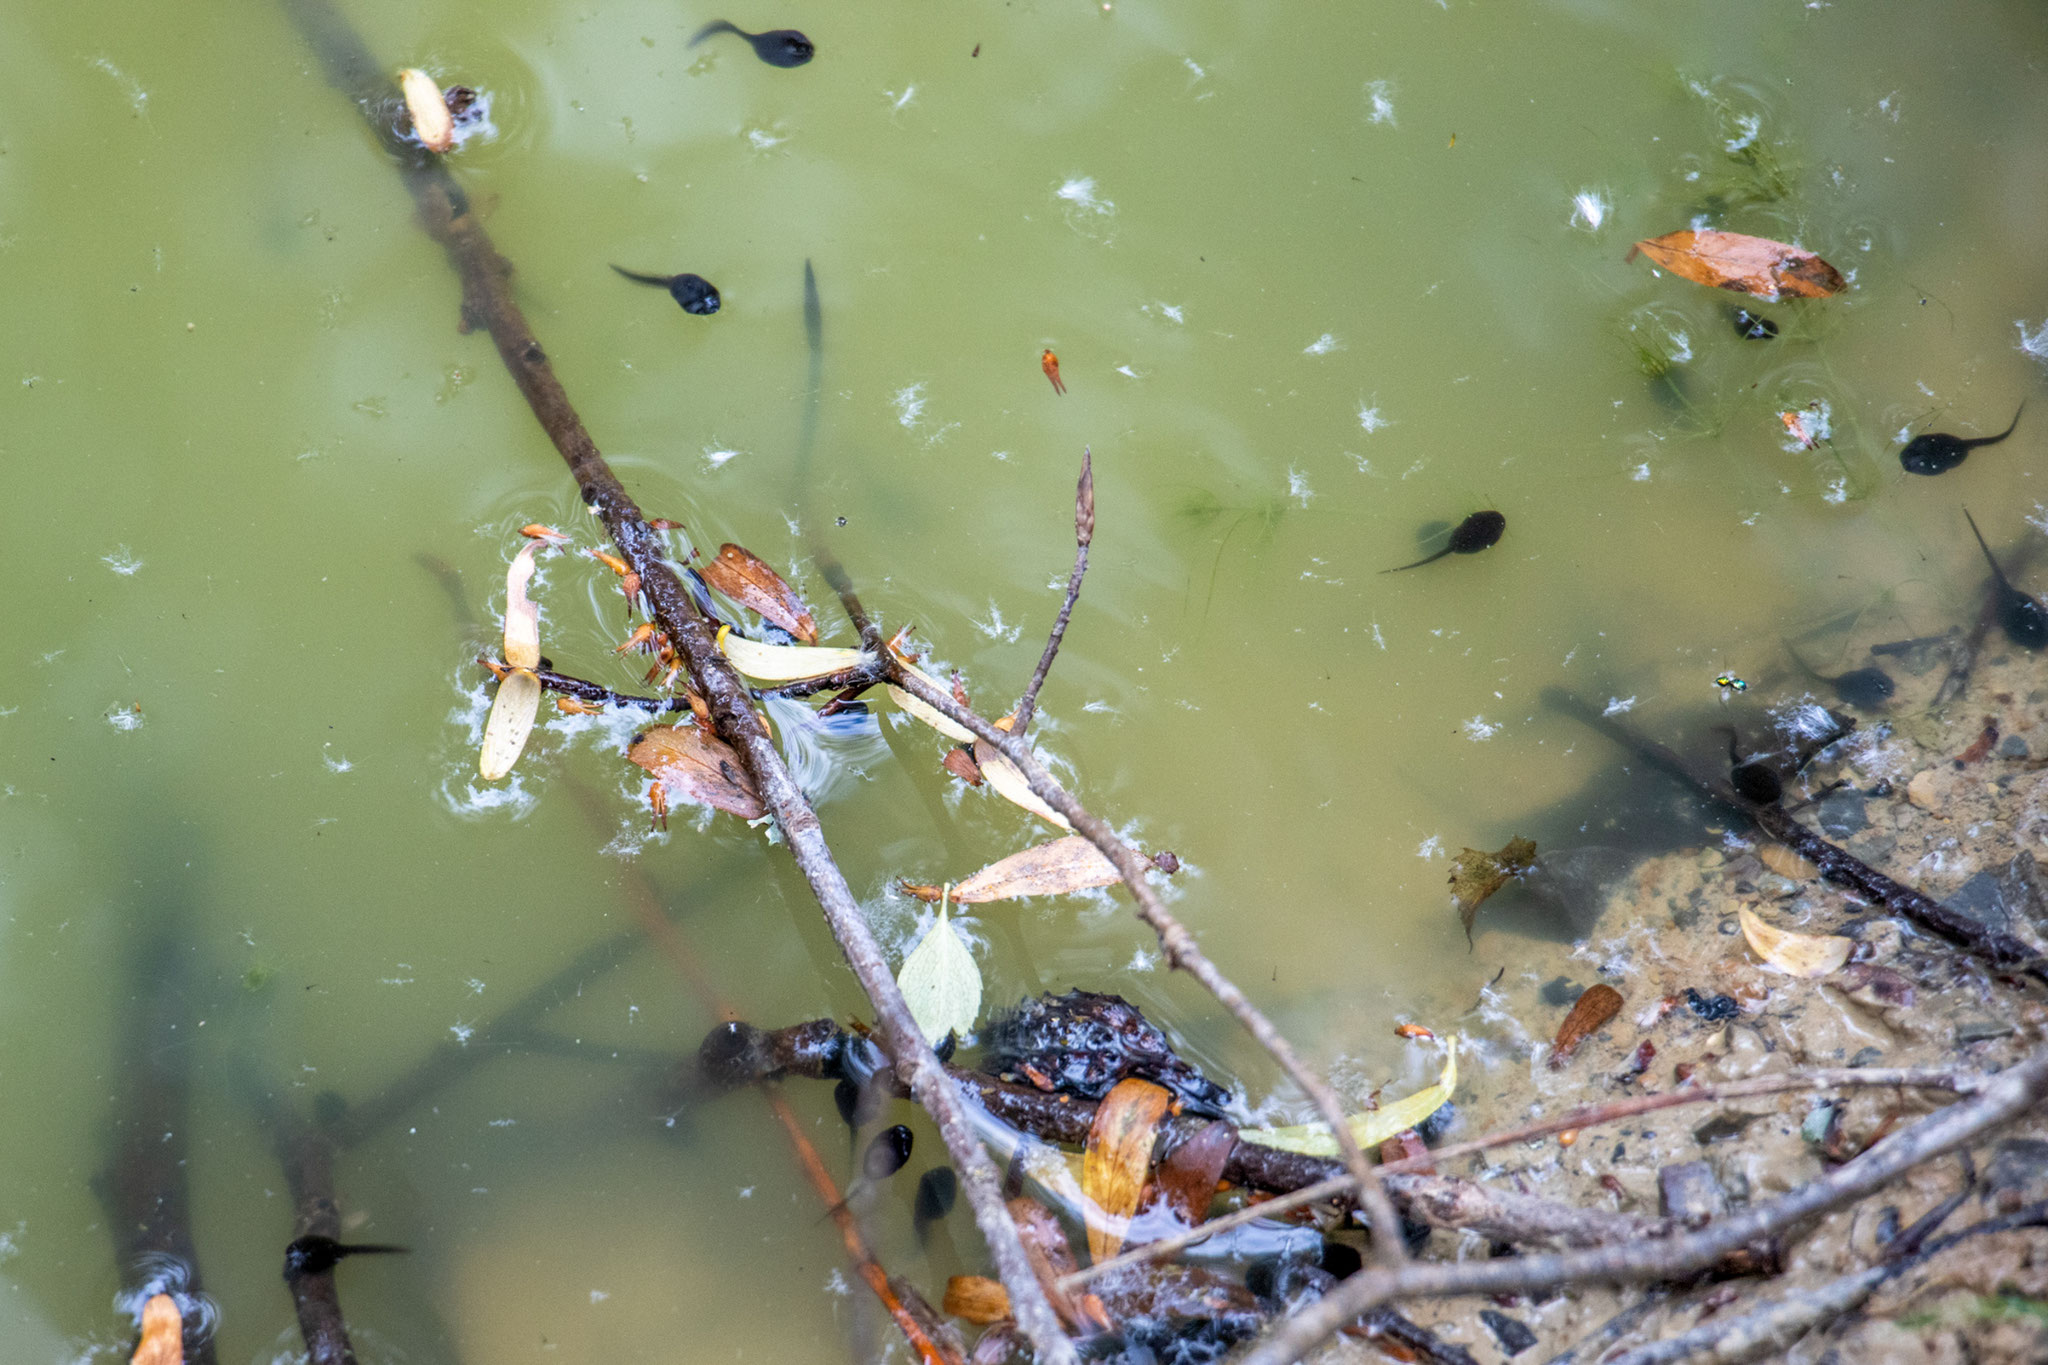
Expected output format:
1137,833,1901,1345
611,264,721,316
689,20,815,67
1382,510,1506,573
1963,508,2048,649
1900,404,2023,476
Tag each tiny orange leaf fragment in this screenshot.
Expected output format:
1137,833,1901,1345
1631,229,1845,301
1550,984,1623,1069
520,523,569,542
941,746,984,787
1082,1077,1172,1263
131,1293,183,1365
698,543,819,643
942,1275,1011,1325
627,723,764,819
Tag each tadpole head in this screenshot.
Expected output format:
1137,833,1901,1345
669,274,721,315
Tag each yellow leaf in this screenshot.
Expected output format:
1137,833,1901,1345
898,900,982,1045
1082,1078,1171,1263
503,540,543,669
479,668,540,780
130,1293,182,1365
1238,1037,1458,1157
1738,905,1851,979
975,740,1072,830
716,625,868,682
949,836,1122,904
884,644,977,742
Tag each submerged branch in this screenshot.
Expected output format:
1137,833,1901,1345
281,4,1072,1354
1543,688,2048,983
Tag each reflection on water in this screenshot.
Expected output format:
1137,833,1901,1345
4,0,2048,1355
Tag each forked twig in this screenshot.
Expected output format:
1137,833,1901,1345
280,3,1073,1357
877,656,1409,1269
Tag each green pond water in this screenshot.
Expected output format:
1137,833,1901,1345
4,0,2047,1357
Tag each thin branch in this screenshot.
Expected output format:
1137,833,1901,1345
1235,1043,2048,1365
484,658,691,713
879,659,1408,1268
281,5,1073,1356
1061,1064,1980,1290
240,1078,360,1365
1012,448,1092,733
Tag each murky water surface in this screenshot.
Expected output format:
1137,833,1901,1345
4,0,2047,1356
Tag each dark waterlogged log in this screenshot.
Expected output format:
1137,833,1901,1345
95,911,221,1365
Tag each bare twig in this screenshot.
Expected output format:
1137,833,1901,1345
1235,1043,2048,1365
1602,1198,2048,1365
1012,449,1092,733
481,658,691,713
282,4,1073,1356
1062,1063,1980,1289
880,659,1408,1268
240,1079,360,1365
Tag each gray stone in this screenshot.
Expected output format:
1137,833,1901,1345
1985,1139,2048,1212
1946,852,2048,938
1956,1016,2017,1045
1659,1161,1729,1227
2000,734,2031,760
1815,789,1867,838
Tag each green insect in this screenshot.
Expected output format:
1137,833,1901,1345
1714,674,1749,694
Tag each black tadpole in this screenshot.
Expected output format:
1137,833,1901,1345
1783,640,1894,710
1963,508,2048,650
611,264,721,316
1382,510,1506,573
282,1234,409,1282
1730,307,1778,341
689,19,814,67
912,1167,958,1241
863,1123,914,1181
1900,403,2023,476
1719,727,1782,806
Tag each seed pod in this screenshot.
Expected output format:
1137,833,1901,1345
398,68,455,153
1549,983,1623,1069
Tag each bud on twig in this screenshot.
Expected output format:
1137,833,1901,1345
1075,447,1095,548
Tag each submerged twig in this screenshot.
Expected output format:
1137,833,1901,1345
281,8,1070,1354
1544,688,2048,982
1012,449,1092,733
1234,1044,2048,1365
241,1079,361,1365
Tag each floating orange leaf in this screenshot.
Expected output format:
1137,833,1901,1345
902,836,1122,905
1083,1077,1172,1263
699,543,818,643
627,723,764,819
131,1293,182,1365
1630,230,1845,301
942,1275,1011,1325
1550,984,1623,1069
942,747,984,787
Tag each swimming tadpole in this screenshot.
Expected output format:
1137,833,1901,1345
689,19,815,67
1963,509,2048,649
611,264,721,316
1900,404,2023,476
1730,307,1778,341
1382,510,1506,573
863,1123,914,1181
1718,727,1783,806
282,1235,410,1282
912,1167,958,1241
1782,641,1894,710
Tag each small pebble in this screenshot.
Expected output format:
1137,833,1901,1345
1479,1308,1538,1357
2000,734,2030,759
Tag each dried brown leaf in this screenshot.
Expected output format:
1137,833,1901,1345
626,723,764,819
131,1293,182,1365
1550,983,1623,1069
942,1276,1012,1325
1449,836,1537,941
1631,229,1846,301
958,836,1121,903
699,543,817,643
1150,1119,1237,1228
1083,1077,1172,1263
942,746,984,787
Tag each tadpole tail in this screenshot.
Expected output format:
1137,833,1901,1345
609,264,669,288
688,19,742,47
795,258,822,496
1381,547,1450,574
337,1243,411,1259
1987,400,2026,444
1962,508,2008,586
